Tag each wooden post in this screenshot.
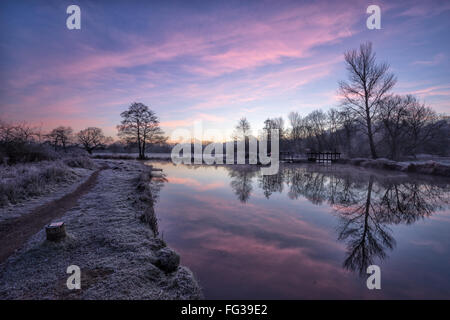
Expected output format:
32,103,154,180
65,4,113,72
46,221,66,241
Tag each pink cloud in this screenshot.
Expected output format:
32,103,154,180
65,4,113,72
413,53,446,66
403,85,450,98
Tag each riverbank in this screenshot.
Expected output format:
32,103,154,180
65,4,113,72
280,156,450,177
0,159,202,299
92,152,450,178
336,158,450,177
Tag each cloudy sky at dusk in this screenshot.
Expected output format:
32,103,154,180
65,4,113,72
0,0,449,140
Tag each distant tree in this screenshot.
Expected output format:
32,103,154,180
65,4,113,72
77,127,112,154
339,42,396,159
0,121,18,144
404,98,441,158
233,117,251,139
0,121,37,144
117,102,166,159
327,108,341,150
263,117,285,140
47,126,73,152
306,110,327,150
288,111,302,140
423,116,450,156
379,95,410,160
106,141,127,153
337,109,357,157
14,122,37,143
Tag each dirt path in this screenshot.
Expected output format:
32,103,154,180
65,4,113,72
0,169,103,264
0,160,202,300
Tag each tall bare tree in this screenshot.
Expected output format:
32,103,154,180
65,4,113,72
117,102,166,159
339,42,396,159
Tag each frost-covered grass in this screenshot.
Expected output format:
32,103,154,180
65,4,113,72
135,166,167,237
63,156,95,170
92,152,172,161
0,157,95,207
340,158,450,177
0,160,202,300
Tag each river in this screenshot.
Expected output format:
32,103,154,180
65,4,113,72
147,161,450,299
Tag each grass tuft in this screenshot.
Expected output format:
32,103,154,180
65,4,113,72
0,157,94,207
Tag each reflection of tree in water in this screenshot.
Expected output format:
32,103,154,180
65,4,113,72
336,176,395,275
226,166,259,203
336,180,447,274
254,164,449,275
258,172,285,199
377,182,448,224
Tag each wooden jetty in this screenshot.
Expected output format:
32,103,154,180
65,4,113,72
306,152,341,163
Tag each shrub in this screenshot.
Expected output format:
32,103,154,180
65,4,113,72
63,156,95,169
0,161,74,206
2,143,60,164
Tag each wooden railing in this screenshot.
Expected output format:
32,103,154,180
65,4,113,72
306,152,341,162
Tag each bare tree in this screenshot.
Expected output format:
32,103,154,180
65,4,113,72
337,109,357,157
404,98,441,158
263,117,285,140
307,110,328,150
288,111,302,140
14,122,37,143
46,126,73,152
0,121,18,144
77,127,112,154
379,95,410,160
327,108,341,150
117,102,166,160
233,117,251,139
339,42,396,159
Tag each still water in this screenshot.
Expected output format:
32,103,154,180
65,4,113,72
147,161,450,299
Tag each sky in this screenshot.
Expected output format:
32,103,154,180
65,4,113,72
0,0,449,141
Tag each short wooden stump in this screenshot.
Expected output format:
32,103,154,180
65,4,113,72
46,221,66,241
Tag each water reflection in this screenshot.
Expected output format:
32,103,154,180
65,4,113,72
335,176,395,275
151,161,450,298
226,164,449,275
228,166,259,203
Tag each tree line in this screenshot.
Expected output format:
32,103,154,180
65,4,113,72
0,102,168,163
235,42,449,160
0,122,111,152
1,42,448,164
